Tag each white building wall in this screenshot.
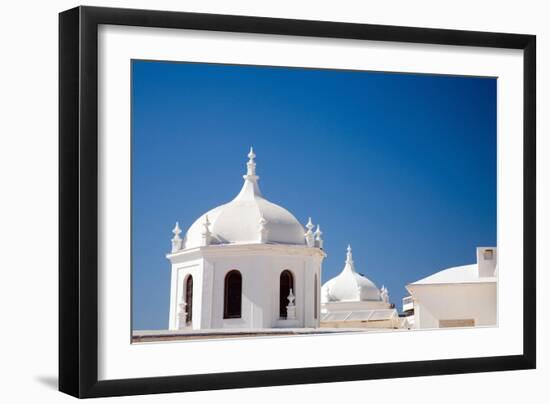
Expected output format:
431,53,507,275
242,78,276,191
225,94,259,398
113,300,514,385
169,259,204,330
305,255,323,327
169,260,203,330
200,259,214,329
168,262,178,330
409,283,497,329
413,302,439,329
168,245,324,330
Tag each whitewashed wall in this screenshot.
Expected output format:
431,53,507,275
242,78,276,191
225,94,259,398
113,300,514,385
169,245,324,329
410,283,497,328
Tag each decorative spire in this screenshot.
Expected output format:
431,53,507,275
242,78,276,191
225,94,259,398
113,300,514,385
305,217,315,247
287,288,295,305
346,244,353,264
244,146,258,180
236,147,262,199
172,221,181,239
248,146,255,162
380,285,389,304
314,224,323,249
344,244,356,273
201,215,211,246
171,221,183,252
258,214,268,243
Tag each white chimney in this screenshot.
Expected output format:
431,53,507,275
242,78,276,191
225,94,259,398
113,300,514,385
476,247,497,278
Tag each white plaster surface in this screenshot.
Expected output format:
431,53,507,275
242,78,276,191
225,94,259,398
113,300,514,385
407,247,497,329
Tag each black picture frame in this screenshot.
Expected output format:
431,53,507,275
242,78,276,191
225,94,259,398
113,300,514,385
59,5,536,398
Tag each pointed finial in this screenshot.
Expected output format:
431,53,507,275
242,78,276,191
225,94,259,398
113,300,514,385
202,215,211,235
346,244,353,264
286,288,297,319
244,146,258,180
314,224,323,249
171,221,183,252
259,214,268,243
305,217,315,247
201,215,211,246
172,221,181,239
287,288,295,305
314,224,322,236
380,286,389,303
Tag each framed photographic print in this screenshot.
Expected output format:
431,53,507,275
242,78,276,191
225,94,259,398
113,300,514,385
59,6,536,398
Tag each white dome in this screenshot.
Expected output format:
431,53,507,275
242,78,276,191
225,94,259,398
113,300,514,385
183,148,306,249
321,246,382,302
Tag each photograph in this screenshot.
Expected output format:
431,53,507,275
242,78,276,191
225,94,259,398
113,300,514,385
130,60,497,343
0,0,542,401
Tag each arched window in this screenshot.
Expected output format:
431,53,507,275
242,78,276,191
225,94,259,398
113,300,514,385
185,275,193,324
224,270,242,319
314,274,318,320
280,270,294,318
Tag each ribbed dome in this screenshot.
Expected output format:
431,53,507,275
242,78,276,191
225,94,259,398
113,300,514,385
183,148,306,249
321,246,382,302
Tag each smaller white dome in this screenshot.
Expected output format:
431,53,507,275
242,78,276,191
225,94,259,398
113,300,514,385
322,245,382,302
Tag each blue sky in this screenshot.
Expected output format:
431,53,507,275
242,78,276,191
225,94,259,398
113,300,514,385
132,60,496,330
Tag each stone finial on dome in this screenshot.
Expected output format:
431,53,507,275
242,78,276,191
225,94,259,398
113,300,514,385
171,221,183,252
258,214,268,243
172,221,181,238
201,215,211,246
236,146,263,199
380,285,389,304
346,245,354,265
314,224,323,249
244,146,259,181
305,217,315,247
343,244,357,273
